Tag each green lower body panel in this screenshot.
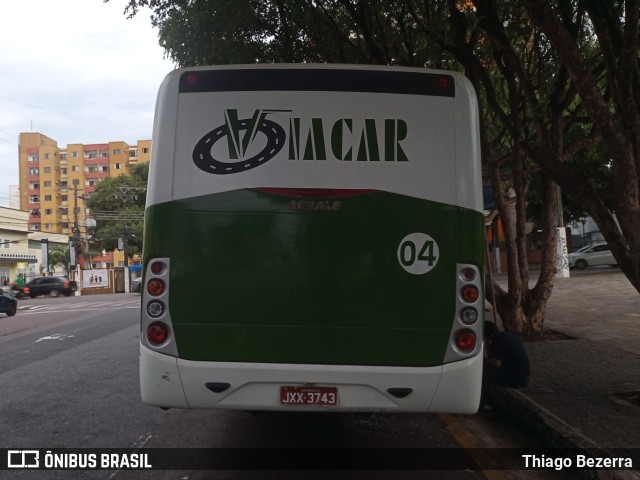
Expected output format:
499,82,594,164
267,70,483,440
143,189,484,367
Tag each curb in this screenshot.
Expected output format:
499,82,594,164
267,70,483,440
492,387,640,480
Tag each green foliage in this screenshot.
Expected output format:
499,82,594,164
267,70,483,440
85,163,148,255
107,0,640,306
48,247,70,272
109,0,460,68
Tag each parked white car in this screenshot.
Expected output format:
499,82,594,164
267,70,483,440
568,242,617,269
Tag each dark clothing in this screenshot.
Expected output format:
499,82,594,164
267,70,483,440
487,331,530,387
481,331,530,407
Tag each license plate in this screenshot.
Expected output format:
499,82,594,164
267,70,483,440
280,386,338,406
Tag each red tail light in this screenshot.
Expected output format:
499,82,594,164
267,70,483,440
150,261,165,275
64,281,70,287
460,267,476,281
147,322,169,346
455,330,477,351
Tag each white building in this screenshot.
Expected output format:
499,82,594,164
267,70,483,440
0,206,69,284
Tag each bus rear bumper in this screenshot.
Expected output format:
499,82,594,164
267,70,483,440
140,344,482,413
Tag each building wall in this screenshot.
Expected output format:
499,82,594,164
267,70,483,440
0,207,68,283
18,133,151,236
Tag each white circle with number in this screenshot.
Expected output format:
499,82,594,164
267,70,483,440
397,233,440,275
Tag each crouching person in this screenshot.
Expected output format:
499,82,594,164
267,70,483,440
481,321,530,409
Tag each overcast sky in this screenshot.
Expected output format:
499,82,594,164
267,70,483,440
0,0,176,207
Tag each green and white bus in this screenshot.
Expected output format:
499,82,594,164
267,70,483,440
140,65,484,413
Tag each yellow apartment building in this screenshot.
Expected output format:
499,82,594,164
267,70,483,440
18,132,151,236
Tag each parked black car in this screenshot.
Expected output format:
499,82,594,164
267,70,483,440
24,276,78,298
0,290,17,316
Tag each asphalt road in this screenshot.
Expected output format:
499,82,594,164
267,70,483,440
0,294,577,480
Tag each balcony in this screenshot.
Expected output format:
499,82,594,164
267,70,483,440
85,170,108,180
84,157,108,165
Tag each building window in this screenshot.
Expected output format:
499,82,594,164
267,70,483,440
45,209,52,215
61,167,67,174
142,147,149,154
43,167,51,173
44,195,52,201
113,149,121,155
129,149,137,157
29,182,40,189
44,153,50,160
61,195,68,201
72,179,80,185
29,196,40,203
72,151,78,158
60,181,68,188
44,181,51,187
29,168,39,175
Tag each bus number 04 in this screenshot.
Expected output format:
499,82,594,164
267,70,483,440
397,233,440,275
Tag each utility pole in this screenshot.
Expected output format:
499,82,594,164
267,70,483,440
114,186,146,267
65,184,85,270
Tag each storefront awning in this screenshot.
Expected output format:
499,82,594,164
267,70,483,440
0,252,38,263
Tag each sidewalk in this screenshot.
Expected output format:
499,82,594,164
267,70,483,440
490,269,640,480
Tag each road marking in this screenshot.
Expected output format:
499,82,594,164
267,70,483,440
66,302,92,309
17,300,141,315
35,333,75,342
107,432,153,479
440,413,508,480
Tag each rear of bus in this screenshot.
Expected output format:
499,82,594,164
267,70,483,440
140,65,484,413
